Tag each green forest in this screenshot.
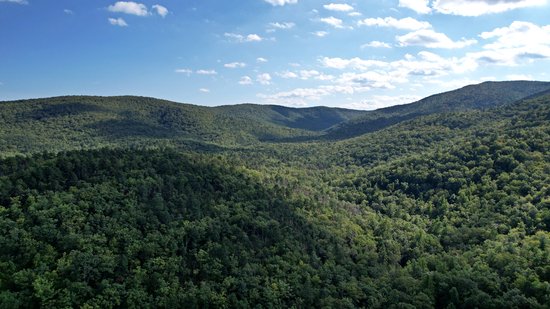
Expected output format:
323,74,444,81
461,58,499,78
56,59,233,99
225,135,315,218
0,81,549,308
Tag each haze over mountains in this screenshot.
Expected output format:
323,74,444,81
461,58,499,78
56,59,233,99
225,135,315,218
0,81,549,308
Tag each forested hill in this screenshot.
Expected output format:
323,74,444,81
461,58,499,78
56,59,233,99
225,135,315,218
1,81,549,155
325,80,550,139
0,88,549,308
0,96,366,155
0,83,549,307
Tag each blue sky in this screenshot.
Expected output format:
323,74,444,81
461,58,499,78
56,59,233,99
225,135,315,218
1,0,549,109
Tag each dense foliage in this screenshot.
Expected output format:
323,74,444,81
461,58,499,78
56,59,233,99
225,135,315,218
0,82,549,308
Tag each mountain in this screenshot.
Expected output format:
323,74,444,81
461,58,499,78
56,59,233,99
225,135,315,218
325,80,550,139
1,82,549,308
0,96,368,155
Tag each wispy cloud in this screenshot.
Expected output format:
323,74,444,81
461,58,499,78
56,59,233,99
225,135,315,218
224,62,247,68
397,29,477,49
313,31,329,37
152,4,168,17
361,41,392,49
199,88,210,93
358,17,431,30
175,68,193,75
264,0,297,6
225,33,263,42
196,69,218,75
257,57,268,63
269,22,296,29
108,17,128,27
0,0,28,4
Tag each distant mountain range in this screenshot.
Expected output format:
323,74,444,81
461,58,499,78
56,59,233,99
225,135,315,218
1,80,549,155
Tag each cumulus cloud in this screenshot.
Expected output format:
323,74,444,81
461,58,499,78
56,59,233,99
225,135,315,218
239,76,253,85
196,69,218,75
108,1,148,16
264,0,297,6
398,0,432,14
399,0,547,16
320,16,344,28
323,3,354,11
225,33,263,42
432,0,547,16
361,41,392,48
257,73,272,85
152,4,168,17
224,62,247,69
397,29,477,49
109,17,128,27
358,17,432,30
464,21,550,66
257,57,268,63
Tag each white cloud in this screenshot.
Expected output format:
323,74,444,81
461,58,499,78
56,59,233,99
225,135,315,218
432,0,547,16
278,71,299,79
258,87,331,106
196,69,218,75
224,62,247,68
108,1,148,16
199,88,210,93
108,17,128,27
269,22,295,29
264,0,298,6
175,68,193,75
152,4,168,17
320,16,344,28
398,0,432,14
361,41,392,48
358,17,431,30
239,76,253,85
464,21,550,67
0,0,28,4
64,9,74,14
320,57,388,70
397,29,477,49
257,57,268,63
225,33,263,42
348,12,362,17
344,95,422,110
313,31,329,37
257,73,272,85
323,3,354,11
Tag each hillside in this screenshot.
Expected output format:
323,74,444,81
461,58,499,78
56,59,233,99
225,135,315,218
325,81,550,139
0,96,368,155
2,81,548,155
0,83,549,308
